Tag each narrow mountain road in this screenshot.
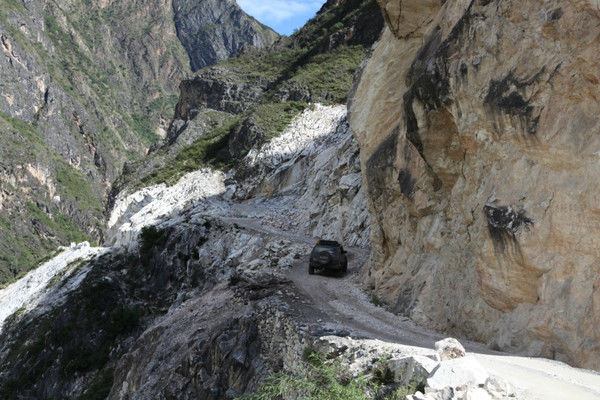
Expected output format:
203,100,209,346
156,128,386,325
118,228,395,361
225,212,600,400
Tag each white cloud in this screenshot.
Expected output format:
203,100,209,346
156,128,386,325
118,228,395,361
238,0,324,22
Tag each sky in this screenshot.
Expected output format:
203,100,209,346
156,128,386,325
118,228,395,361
237,0,326,36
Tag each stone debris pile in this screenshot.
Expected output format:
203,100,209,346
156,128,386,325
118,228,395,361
315,336,518,400
404,338,517,400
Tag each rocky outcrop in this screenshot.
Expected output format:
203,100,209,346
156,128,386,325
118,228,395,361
172,0,279,72
349,0,600,369
234,104,370,247
316,336,519,400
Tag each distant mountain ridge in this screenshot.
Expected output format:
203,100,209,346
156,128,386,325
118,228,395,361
173,0,280,71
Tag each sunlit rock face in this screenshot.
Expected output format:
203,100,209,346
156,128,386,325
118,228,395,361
172,0,279,71
350,0,600,369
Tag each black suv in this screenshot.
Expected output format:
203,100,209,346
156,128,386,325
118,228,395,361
309,240,348,275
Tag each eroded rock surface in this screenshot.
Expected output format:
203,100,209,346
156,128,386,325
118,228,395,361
349,0,600,368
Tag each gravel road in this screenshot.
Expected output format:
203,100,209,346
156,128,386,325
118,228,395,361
228,212,600,400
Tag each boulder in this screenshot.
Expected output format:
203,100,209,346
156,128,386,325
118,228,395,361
435,338,467,361
386,355,438,385
426,356,489,392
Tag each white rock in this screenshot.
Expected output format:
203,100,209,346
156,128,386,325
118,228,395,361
407,392,432,400
0,243,107,331
463,387,492,400
107,168,226,249
484,376,514,398
386,355,439,385
426,356,489,392
435,338,467,360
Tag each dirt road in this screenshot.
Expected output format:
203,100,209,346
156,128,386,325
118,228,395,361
226,211,600,400
288,253,600,400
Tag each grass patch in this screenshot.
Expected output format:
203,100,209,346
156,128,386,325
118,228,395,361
140,115,241,186
242,352,370,400
242,351,423,400
249,101,309,142
25,202,89,244
369,292,387,308
55,161,103,213
289,45,367,104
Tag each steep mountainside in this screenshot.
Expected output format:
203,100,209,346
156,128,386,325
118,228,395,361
349,0,600,369
0,0,277,286
0,104,371,400
112,0,384,196
0,0,190,285
173,0,279,71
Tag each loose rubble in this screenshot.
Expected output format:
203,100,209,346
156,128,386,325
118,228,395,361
316,335,518,400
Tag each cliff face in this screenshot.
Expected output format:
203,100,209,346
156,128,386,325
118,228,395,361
349,0,600,369
0,0,280,285
173,0,279,72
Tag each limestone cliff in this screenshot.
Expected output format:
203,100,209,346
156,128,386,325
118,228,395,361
349,0,600,369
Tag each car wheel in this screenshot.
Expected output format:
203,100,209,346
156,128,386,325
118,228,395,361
309,265,315,275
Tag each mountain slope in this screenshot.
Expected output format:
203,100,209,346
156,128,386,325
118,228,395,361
0,0,279,286
0,0,191,285
0,103,370,400
111,0,384,196
173,0,280,71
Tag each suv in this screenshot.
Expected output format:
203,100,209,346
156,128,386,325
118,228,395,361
309,240,348,275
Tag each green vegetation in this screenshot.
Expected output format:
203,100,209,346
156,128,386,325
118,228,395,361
25,202,89,243
55,163,103,213
127,113,161,146
369,292,387,308
250,101,310,142
243,351,422,400
242,352,370,400
290,45,366,104
140,115,240,186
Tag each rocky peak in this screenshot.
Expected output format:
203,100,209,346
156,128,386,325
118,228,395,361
172,0,280,72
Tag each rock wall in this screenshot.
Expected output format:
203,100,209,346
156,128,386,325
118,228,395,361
349,0,600,369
